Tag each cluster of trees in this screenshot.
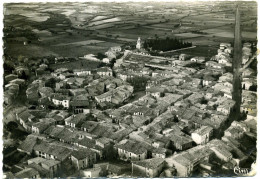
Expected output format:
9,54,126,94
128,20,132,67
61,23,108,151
5,28,38,41
127,76,149,92
4,121,28,140
96,52,106,59
191,30,208,35
37,12,71,30
143,37,192,52
4,60,15,74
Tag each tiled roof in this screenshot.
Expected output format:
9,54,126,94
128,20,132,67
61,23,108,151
115,140,147,154
132,158,165,169
108,164,124,174
65,114,86,124
27,163,48,176
71,149,95,160
18,135,39,154
152,147,167,154
52,93,71,101
38,87,53,95
33,140,72,161
15,168,39,178
78,137,96,148
32,122,52,132
194,126,213,135
28,157,60,168
44,125,62,135
18,110,34,122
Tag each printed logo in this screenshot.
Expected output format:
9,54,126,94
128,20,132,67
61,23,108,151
234,166,250,175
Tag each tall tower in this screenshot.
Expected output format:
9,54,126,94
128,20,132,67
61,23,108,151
136,37,141,49
232,5,242,120
233,6,242,70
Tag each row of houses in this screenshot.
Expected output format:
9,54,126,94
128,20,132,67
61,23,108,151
17,135,98,172
170,134,251,177
94,85,134,105
26,67,132,111
52,66,113,79
9,40,255,178
9,157,61,178
240,42,257,121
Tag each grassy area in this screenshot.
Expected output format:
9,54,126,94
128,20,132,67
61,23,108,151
163,45,218,58
50,59,101,70
4,43,59,58
3,150,31,171
9,129,29,141
3,146,16,156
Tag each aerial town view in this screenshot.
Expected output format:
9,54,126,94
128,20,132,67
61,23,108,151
2,1,257,178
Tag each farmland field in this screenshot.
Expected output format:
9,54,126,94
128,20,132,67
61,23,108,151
163,45,218,58
88,17,121,26
53,40,105,46
32,29,52,37
49,58,101,70
91,15,112,22
4,43,59,58
241,31,257,39
88,23,117,30
175,33,203,38
27,15,50,22
212,32,234,38
3,1,257,59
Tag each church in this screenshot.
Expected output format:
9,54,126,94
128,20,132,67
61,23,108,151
136,37,142,49
134,37,150,56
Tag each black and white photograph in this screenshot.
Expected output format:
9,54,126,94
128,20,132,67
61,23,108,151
1,0,258,178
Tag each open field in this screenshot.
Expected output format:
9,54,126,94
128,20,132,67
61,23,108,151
49,58,101,70
90,15,110,22
4,43,59,58
27,15,50,22
88,17,121,26
32,29,52,37
163,45,218,58
47,44,107,57
175,33,203,38
53,40,105,46
241,31,257,39
3,1,257,59
183,37,221,46
88,23,120,30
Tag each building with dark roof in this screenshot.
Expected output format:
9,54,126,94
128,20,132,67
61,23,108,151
15,168,40,178
17,135,39,155
114,139,148,161
132,158,165,177
32,121,53,134
71,149,97,169
191,126,213,145
65,114,86,128
33,140,72,161
27,157,61,178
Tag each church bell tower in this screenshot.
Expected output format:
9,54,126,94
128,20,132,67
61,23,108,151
136,37,141,49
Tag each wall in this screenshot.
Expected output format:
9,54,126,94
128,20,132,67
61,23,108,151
132,162,164,177
118,148,147,161
172,160,190,177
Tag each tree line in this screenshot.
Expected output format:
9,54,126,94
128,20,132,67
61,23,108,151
143,37,192,52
